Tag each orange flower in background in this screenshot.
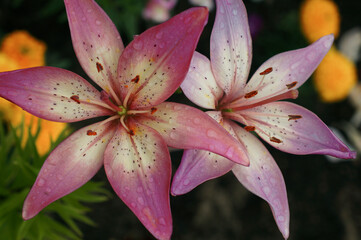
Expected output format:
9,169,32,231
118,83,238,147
300,0,340,42
0,30,67,155
314,48,357,102
1,30,46,68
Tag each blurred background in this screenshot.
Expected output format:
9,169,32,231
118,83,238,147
0,0,360,239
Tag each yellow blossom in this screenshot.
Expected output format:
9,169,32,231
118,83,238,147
1,30,46,68
314,48,357,102
300,0,340,42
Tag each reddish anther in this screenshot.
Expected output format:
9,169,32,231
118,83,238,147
244,126,256,132
288,115,302,121
286,81,298,89
270,137,282,143
151,107,157,114
96,62,103,72
131,75,140,83
244,90,258,99
259,67,273,75
87,130,97,136
129,129,135,136
70,95,81,104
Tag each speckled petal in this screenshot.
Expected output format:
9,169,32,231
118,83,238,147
171,117,236,195
238,35,334,107
211,0,252,103
23,120,117,220
233,101,356,159
136,102,249,165
104,121,172,240
0,67,113,122
64,0,124,92
230,122,289,239
117,7,208,110
180,51,223,109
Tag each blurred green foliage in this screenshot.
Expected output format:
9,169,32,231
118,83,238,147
0,118,111,240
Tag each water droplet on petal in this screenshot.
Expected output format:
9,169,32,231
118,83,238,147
159,217,166,225
262,186,270,195
137,187,143,193
169,131,178,140
81,17,86,22
277,215,285,222
133,40,143,50
37,178,45,187
95,20,101,25
232,9,238,15
220,6,225,13
156,32,163,39
206,129,217,138
137,197,145,205
307,52,316,61
57,175,64,180
183,179,190,186
270,177,277,186
45,188,52,193
225,146,235,159
87,9,92,13
193,118,201,125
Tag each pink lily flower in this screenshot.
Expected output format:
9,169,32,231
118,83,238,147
0,1,251,239
143,0,177,22
171,0,356,238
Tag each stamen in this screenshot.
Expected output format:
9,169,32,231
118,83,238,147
96,62,104,72
260,67,273,75
123,83,137,108
270,136,282,143
151,107,157,114
100,91,122,112
70,95,81,104
286,81,298,89
87,130,97,136
120,115,130,132
244,126,256,132
288,115,302,121
244,90,258,99
127,109,151,115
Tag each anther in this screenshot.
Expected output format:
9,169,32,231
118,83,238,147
286,81,298,89
288,115,302,121
244,126,256,132
70,95,81,104
96,62,103,72
270,137,282,143
87,130,97,136
244,90,258,99
260,67,273,75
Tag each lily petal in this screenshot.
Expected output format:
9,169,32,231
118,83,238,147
171,118,236,195
23,120,117,220
117,7,208,110
211,0,252,103
232,101,356,159
180,51,223,109
239,35,334,106
136,102,249,165
104,121,172,240
230,122,289,239
64,0,124,92
0,67,113,122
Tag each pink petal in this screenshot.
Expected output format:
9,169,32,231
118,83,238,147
136,102,249,166
180,51,223,109
171,118,236,195
233,101,356,159
104,121,172,240
230,122,289,239
64,0,124,92
23,120,117,220
210,0,252,103
0,67,113,122
239,35,334,107
117,7,208,110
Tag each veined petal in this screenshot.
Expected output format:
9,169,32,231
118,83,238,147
0,67,113,122
117,7,208,109
230,122,289,239
171,118,236,195
64,0,124,92
239,35,334,107
233,101,356,159
104,121,172,240
136,102,249,165
23,120,117,220
211,0,252,102
180,51,223,109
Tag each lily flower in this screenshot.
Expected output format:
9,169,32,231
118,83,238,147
171,0,356,238
0,1,250,239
